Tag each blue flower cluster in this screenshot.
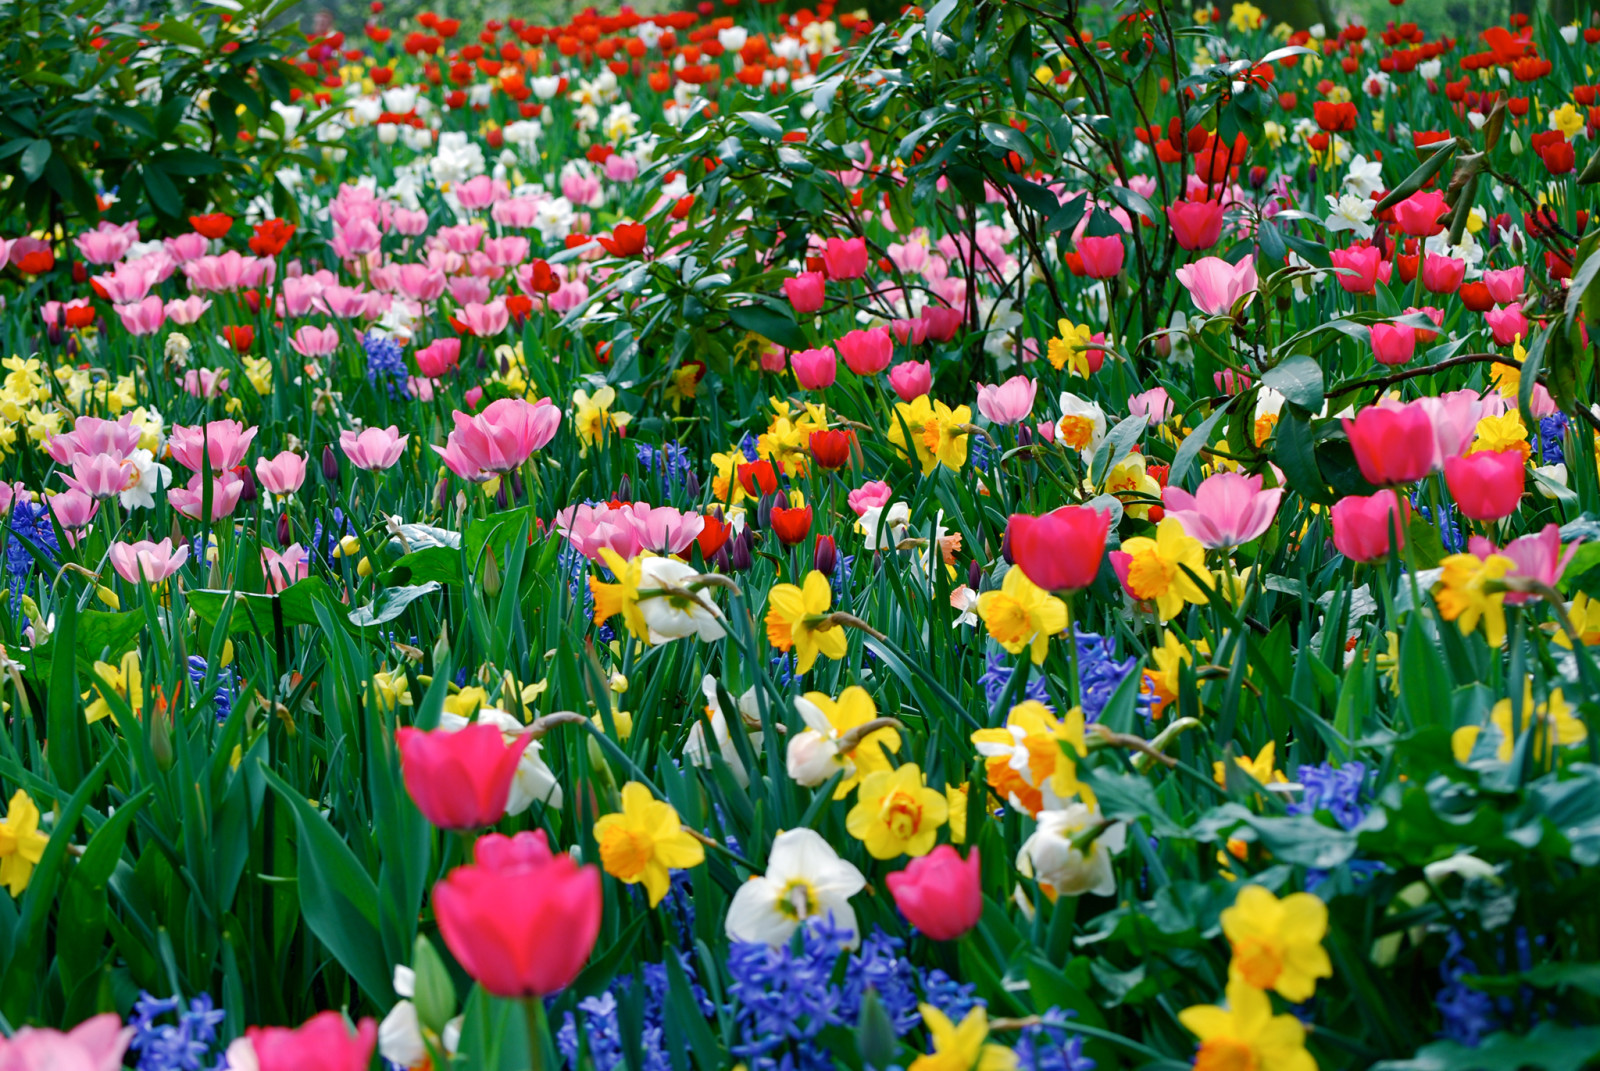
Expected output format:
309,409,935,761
7,498,57,614
1537,412,1569,466
1410,492,1466,554
1072,629,1151,723
363,330,411,399
738,432,761,462
978,652,1053,712
1014,1008,1097,1071
1289,761,1381,887
1435,931,1498,1046
636,441,695,497
128,991,227,1071
188,655,234,723
556,951,713,1071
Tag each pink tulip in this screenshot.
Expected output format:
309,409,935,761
1370,323,1416,366
255,451,307,496
1343,401,1437,486
822,236,869,279
1078,235,1126,279
457,174,508,209
340,426,407,471
393,207,430,235
113,295,165,336
1485,303,1530,346
1472,524,1575,604
1392,189,1448,237
65,453,135,500
790,346,837,390
235,1011,377,1071
164,295,212,325
1128,386,1174,426
1419,391,1484,461
1405,305,1444,342
837,326,892,375
1162,472,1283,549
415,338,461,377
1421,254,1465,295
891,317,930,346
168,420,257,474
183,251,271,292
164,232,208,263
628,503,706,556
261,544,310,592
322,285,372,320
976,375,1037,425
75,222,136,265
1445,449,1525,521
920,304,963,342
48,487,99,533
888,360,932,402
92,261,155,303
1175,255,1258,315
449,274,493,306
1482,266,1524,306
434,399,560,481
47,415,142,466
1009,506,1110,592
398,723,532,830
110,538,189,585
395,263,447,303
1329,244,1383,295
783,271,826,314
1331,491,1408,562
848,480,893,517
0,1012,131,1071
290,324,340,358
433,830,602,997
1168,198,1224,250
169,472,245,521
553,503,644,562
456,299,509,337
278,275,323,318
886,845,981,941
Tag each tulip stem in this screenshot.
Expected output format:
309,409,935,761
523,997,548,1071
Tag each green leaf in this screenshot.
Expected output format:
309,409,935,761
19,139,50,183
188,577,345,635
142,162,182,218
1371,1023,1600,1071
737,111,784,140
1169,397,1235,489
1375,140,1454,211
980,121,1034,164
1274,409,1330,505
46,596,87,792
727,302,808,351
1261,354,1324,411
350,582,442,627
662,946,722,1069
1007,26,1033,110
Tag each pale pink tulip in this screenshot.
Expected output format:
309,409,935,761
1471,524,1576,605
110,538,190,585
340,426,408,471
1161,472,1283,549
290,324,340,357
976,375,1037,426
1175,255,1258,316
456,300,509,337
169,472,245,520
1128,387,1174,426
164,295,212,325
168,420,257,474
262,544,311,593
0,1012,132,1070
255,451,307,496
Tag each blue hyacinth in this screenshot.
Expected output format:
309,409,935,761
637,441,695,496
1538,412,1569,466
738,432,761,462
1436,931,1497,1046
363,330,411,399
1014,1008,1097,1071
7,498,57,614
128,991,227,1071
1072,628,1151,722
978,651,1053,711
188,656,234,723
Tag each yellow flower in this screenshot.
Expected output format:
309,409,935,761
710,443,753,506
572,385,631,456
1551,102,1586,139
758,397,828,478
1452,678,1587,764
1102,454,1162,520
977,567,1067,666
444,686,491,718
1046,320,1101,377
765,571,849,674
1220,885,1333,1002
1143,629,1193,717
1554,591,1600,648
946,782,969,844
0,790,49,897
664,365,700,411
242,355,273,395
84,650,142,726
797,685,901,797
1434,552,1514,648
1115,518,1210,621
370,670,412,710
1228,0,1265,31
590,548,650,644
886,395,971,475
1178,980,1316,1071
593,782,705,906
1470,412,1532,462
846,762,948,859
1213,741,1288,790
909,1004,1017,1071
972,701,1094,816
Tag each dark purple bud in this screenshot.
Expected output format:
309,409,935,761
684,469,701,498
729,528,753,572
276,511,293,547
1000,525,1014,566
617,474,632,502
813,535,837,577
236,465,258,504
1016,424,1033,447
756,492,776,531
510,470,524,503
495,482,509,510
321,445,340,484
968,558,982,590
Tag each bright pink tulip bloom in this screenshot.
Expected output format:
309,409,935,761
75,222,136,265
1331,491,1409,562
278,275,324,318
48,487,99,532
837,327,892,375
433,830,602,997
1078,235,1126,279
395,263,447,303
823,236,869,279
457,175,508,209
46,415,142,466
1162,472,1283,549
340,426,407,471
1421,254,1465,295
164,232,208,263
888,360,932,402
1445,449,1525,521
1370,323,1416,366
886,845,981,941
255,451,307,496
448,274,493,306
783,271,826,314
1175,255,1258,315
1329,244,1383,295
1482,267,1524,306
1128,386,1173,426
238,1011,377,1071
891,317,930,346
94,261,157,303
261,544,310,592
456,299,509,337
628,503,705,556
397,723,533,830
65,452,135,500
1168,198,1224,250
1485,303,1530,346
791,346,837,390
393,207,429,235
434,399,560,480
289,324,339,358
415,338,461,377
169,472,244,521
921,304,963,342
110,538,189,585
1008,506,1110,592
182,368,229,400
848,480,893,517
168,420,256,474
1343,401,1437,486
0,1012,131,1070
322,285,372,320
1391,189,1448,237
1472,524,1576,604
976,375,1037,425
553,503,645,563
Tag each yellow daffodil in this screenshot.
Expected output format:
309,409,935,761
242,355,273,395
84,650,142,726
0,790,49,897
977,567,1067,665
758,397,828,477
573,385,631,456
1554,591,1600,648
1229,0,1265,31
909,1004,1016,1071
1551,102,1586,139
887,395,971,475
765,571,848,674
1103,454,1162,520
1143,629,1193,717
1434,552,1514,648
591,548,650,644
972,701,1093,815
1470,412,1531,461
1452,678,1587,764
1114,517,1210,621
790,685,901,797
370,670,412,710
946,782,969,844
1045,320,1100,377
1213,741,1288,790
594,782,705,906
846,762,948,859
710,443,754,505
1220,884,1333,1001
1178,980,1316,1071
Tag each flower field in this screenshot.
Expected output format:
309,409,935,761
4,0,1600,1066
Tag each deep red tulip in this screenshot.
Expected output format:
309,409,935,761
736,459,779,497
809,429,853,470
1008,506,1110,592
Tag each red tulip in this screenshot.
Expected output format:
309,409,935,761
696,511,731,559
1390,190,1447,237
771,504,813,546
1459,281,1495,312
433,830,602,997
886,845,981,941
189,213,235,240
1008,506,1110,592
1342,401,1437,487
246,1011,377,1071
736,459,778,497
1168,199,1224,250
1445,450,1525,521
396,723,532,830
809,428,853,470
1331,491,1409,563
597,222,647,257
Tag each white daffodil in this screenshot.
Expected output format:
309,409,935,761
685,675,764,787
1017,802,1126,898
1324,192,1375,240
636,557,726,643
1342,154,1384,199
120,449,171,511
785,695,850,787
859,501,910,551
1056,392,1107,463
379,965,464,1070
725,828,866,947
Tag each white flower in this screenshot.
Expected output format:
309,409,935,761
1323,192,1375,240
1534,463,1570,498
1017,802,1126,898
120,449,171,511
604,102,639,143
785,695,851,786
635,21,663,48
1419,58,1442,81
430,131,486,188
636,556,727,643
270,100,304,139
349,96,382,124
1342,154,1385,199
858,501,910,551
950,585,978,629
379,967,426,1068
504,120,542,154
685,675,764,787
725,828,866,947
534,197,577,245
402,125,434,153
383,85,419,113
1056,392,1107,463
532,75,562,100
438,708,562,813
1562,24,1580,45
719,27,748,52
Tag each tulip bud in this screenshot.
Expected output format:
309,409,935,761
756,492,777,531
411,935,458,1035
436,477,451,512
617,474,632,502
1000,526,1014,565
729,528,753,572
321,444,340,484
968,559,982,591
1016,424,1033,447
276,511,293,547
813,534,837,576
235,464,258,504
684,469,701,498
495,482,508,510
509,471,524,503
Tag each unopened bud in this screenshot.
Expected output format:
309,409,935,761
813,535,837,577
321,445,340,484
